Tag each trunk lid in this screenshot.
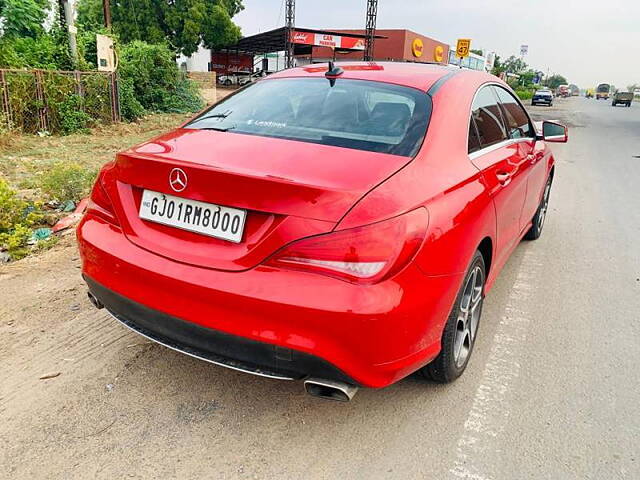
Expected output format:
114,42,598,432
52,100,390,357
105,129,411,271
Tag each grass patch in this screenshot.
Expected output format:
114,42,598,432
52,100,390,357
0,113,191,188
38,162,97,203
0,111,194,261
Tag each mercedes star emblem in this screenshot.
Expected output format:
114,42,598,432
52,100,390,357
169,168,187,192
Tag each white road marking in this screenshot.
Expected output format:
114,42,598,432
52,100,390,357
450,248,543,479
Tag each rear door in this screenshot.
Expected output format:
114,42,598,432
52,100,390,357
468,85,529,268
493,86,545,230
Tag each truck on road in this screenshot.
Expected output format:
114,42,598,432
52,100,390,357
611,91,633,107
557,85,570,98
596,83,611,100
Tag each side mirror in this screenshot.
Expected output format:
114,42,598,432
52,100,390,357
540,120,568,143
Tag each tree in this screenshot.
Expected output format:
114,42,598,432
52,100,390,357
0,0,49,38
546,74,568,90
491,54,504,76
519,69,536,86
470,48,484,56
76,0,244,56
76,0,106,31
502,55,527,74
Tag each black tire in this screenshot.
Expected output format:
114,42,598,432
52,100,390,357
525,175,552,240
422,251,486,383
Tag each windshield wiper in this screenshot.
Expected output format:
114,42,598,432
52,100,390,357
199,125,235,132
187,111,233,127
196,110,233,121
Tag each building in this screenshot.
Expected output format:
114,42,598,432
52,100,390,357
295,29,449,66
447,50,490,72
177,46,213,73
198,27,456,77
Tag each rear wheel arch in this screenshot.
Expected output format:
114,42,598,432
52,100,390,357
477,237,493,279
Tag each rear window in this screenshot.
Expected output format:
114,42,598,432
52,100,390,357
185,78,431,157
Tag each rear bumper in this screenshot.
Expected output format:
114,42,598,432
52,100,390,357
78,214,462,388
86,276,355,383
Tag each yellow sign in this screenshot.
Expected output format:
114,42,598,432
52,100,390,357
456,38,471,58
412,38,424,58
434,45,444,62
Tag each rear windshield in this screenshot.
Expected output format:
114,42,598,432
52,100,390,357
185,77,431,157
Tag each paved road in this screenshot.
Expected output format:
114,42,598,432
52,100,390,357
1,97,639,479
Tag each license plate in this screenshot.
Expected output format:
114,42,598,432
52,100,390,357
139,190,246,243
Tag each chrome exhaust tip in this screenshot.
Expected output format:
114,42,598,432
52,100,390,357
304,378,358,402
87,291,104,309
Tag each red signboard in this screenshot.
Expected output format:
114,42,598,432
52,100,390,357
210,52,253,75
290,30,365,51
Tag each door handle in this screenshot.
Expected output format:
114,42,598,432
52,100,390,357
527,152,544,164
496,171,512,186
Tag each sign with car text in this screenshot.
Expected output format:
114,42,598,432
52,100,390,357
456,39,471,59
290,30,365,50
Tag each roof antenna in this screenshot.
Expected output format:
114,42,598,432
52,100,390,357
326,61,343,86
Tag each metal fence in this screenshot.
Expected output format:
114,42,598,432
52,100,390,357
0,69,120,134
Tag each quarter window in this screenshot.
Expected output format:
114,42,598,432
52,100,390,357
494,86,533,139
470,86,507,150
468,120,481,153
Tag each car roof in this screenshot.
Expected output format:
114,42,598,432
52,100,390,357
266,61,460,92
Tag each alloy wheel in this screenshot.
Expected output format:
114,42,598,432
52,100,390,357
453,265,484,368
538,181,551,230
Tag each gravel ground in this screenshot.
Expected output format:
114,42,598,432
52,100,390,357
1,96,639,479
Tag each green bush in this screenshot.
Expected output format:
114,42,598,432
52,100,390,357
39,162,97,202
0,178,39,231
118,41,204,114
160,76,205,113
0,179,41,259
514,88,534,101
1,35,203,130
0,29,73,70
57,95,94,134
0,223,32,260
118,76,146,122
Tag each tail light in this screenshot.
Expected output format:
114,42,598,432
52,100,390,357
265,208,428,284
87,165,119,225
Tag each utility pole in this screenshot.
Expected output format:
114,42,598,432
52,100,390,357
103,0,112,28
284,0,295,69
59,0,79,66
364,0,378,61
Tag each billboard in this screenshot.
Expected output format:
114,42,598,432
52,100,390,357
210,52,253,75
291,30,365,50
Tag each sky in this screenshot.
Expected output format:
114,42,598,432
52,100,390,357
234,0,640,89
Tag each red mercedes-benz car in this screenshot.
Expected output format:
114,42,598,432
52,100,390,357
78,62,567,401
